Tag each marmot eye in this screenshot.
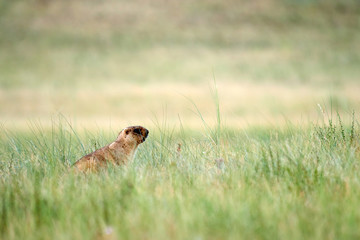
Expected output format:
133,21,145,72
133,128,141,135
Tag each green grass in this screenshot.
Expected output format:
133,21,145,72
1,114,359,240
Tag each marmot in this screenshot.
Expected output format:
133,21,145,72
73,126,149,172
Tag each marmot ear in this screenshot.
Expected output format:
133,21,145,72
125,129,130,135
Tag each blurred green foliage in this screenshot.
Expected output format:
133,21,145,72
0,0,359,87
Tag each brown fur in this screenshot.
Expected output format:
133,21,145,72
72,126,149,172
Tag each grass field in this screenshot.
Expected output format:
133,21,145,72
1,115,359,240
1,0,360,239
1,0,359,129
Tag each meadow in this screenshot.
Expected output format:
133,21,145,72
1,0,359,129
1,113,359,240
1,0,360,239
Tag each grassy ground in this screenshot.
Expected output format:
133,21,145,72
0,116,359,240
1,0,360,239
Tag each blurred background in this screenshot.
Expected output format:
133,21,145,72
0,0,359,131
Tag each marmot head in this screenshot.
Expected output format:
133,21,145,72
117,126,149,145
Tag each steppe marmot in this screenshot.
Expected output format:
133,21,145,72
73,126,149,172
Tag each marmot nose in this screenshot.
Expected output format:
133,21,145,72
144,129,149,138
